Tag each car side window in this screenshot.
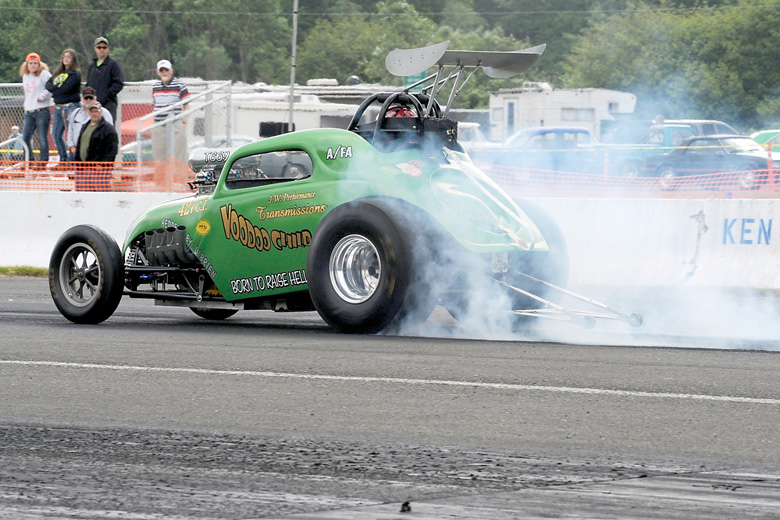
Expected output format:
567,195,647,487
687,139,718,156
527,134,554,148
700,123,715,135
225,150,312,189
561,132,588,146
672,128,695,145
713,123,735,134
646,130,664,144
684,139,706,155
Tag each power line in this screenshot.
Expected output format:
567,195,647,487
0,3,777,17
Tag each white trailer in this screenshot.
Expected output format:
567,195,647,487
489,82,636,141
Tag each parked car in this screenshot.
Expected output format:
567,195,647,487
749,129,780,145
750,129,780,151
456,121,491,151
599,124,698,177
642,135,779,189
475,126,599,174
760,133,780,151
663,119,739,136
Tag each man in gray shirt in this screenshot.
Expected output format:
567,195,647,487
67,86,113,158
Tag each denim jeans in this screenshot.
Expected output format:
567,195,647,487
22,108,51,162
52,103,78,161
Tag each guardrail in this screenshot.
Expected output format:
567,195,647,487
0,137,29,163
128,81,233,167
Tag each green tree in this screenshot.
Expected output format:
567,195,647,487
296,1,438,85
562,0,780,129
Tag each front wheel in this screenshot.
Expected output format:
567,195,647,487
49,225,124,324
307,201,415,334
616,159,641,178
657,165,677,190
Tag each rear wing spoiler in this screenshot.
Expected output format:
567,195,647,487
385,40,546,116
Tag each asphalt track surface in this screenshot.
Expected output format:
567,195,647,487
1,276,780,519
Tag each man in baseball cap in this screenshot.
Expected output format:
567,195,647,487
66,87,114,160
6,124,24,160
85,35,124,121
152,58,190,171
74,99,118,191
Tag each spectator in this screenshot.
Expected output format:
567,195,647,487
152,59,190,164
86,37,123,122
67,87,114,160
74,101,118,191
20,52,52,167
6,125,25,161
45,48,82,164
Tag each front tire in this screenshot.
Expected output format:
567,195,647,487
657,165,677,190
616,159,641,178
49,225,124,324
307,201,415,334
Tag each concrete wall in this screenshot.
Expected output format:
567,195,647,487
1,192,776,290
535,198,778,290
1,192,174,270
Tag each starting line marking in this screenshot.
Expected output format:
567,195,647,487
3,359,780,405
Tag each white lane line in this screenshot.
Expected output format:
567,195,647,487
3,359,780,405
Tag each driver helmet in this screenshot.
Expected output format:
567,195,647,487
386,104,416,118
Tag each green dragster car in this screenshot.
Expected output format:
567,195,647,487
49,42,638,333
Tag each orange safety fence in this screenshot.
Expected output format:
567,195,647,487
0,159,195,193
1,158,779,198
478,162,780,199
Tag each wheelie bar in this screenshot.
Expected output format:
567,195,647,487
493,272,643,328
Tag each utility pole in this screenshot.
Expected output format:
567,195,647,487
288,0,298,132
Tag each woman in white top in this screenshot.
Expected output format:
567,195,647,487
20,52,52,165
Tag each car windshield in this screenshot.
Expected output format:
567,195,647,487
505,132,530,147
459,125,486,143
721,137,764,153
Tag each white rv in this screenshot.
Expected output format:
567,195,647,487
489,82,636,142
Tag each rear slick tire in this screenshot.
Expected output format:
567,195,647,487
306,201,414,334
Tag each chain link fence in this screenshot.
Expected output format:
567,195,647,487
0,83,31,158
1,80,240,191
2,79,236,158
117,79,234,161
